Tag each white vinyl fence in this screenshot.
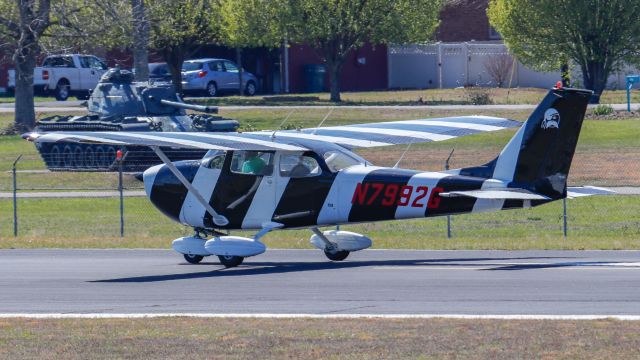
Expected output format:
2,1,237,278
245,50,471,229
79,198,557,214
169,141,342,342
388,43,638,90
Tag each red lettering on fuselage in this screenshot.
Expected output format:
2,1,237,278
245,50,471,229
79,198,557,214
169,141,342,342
352,183,370,205
351,182,443,209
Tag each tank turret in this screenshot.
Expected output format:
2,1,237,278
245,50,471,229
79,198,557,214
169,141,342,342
35,68,240,171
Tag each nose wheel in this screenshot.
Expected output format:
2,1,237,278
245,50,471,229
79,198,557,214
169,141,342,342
324,249,350,261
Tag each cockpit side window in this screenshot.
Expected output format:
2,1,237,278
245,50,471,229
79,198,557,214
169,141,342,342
323,150,363,172
230,151,274,176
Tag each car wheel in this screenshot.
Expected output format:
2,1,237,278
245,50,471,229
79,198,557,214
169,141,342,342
206,82,217,97
54,80,70,101
244,80,256,96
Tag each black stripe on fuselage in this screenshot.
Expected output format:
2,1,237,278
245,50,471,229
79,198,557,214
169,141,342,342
273,173,336,228
203,154,264,229
425,175,485,217
348,168,417,223
149,160,200,223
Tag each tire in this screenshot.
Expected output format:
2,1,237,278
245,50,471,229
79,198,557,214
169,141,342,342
48,145,62,168
95,146,108,169
184,254,204,264
73,145,84,168
54,80,70,101
205,82,217,97
324,249,350,261
218,255,244,268
244,80,256,96
106,146,117,167
62,145,74,168
84,146,96,168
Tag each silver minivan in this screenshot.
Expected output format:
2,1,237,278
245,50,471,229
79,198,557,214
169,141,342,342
181,58,258,97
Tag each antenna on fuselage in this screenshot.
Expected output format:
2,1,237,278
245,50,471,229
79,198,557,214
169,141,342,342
312,107,334,135
271,109,295,140
445,148,455,171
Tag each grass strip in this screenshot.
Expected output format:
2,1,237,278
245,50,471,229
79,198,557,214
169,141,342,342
1,195,638,250
1,318,640,359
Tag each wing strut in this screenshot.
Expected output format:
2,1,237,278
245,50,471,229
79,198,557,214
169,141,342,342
150,146,229,227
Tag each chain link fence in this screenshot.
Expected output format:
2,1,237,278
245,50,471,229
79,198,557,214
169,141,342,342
1,151,639,248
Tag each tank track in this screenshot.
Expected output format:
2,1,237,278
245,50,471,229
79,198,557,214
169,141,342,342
35,115,238,172
37,142,208,172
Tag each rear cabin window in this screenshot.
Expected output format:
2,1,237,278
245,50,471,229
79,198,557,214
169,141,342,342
323,151,362,172
279,154,321,178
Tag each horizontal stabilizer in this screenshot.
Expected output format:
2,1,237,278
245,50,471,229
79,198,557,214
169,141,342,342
440,189,551,200
567,186,616,198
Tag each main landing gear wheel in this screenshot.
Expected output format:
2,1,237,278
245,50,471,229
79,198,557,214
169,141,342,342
324,249,350,261
183,254,204,264
218,255,244,268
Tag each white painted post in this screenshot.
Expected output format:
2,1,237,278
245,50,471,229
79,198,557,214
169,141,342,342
437,43,443,89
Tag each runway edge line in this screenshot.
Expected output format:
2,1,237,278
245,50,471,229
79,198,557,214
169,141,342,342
1,314,640,320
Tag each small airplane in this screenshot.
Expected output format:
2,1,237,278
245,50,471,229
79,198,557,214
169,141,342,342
26,86,612,267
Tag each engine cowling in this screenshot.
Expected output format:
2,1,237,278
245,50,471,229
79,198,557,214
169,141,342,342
310,230,372,252
204,236,266,257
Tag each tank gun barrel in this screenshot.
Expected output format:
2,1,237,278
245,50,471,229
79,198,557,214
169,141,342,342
159,99,218,114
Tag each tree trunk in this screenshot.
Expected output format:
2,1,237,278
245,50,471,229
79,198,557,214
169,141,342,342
163,47,185,94
13,55,37,131
581,61,608,104
236,48,243,95
131,0,149,81
327,61,343,102
13,28,40,131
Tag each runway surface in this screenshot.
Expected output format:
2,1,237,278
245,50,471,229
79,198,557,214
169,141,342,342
1,249,639,315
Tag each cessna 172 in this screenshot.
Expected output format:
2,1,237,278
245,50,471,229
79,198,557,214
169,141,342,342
26,87,611,267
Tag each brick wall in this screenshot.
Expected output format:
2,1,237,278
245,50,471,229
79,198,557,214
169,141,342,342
437,0,497,42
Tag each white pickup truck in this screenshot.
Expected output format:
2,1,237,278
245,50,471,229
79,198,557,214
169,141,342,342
8,54,108,101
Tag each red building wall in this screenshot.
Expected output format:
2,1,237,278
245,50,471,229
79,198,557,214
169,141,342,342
287,43,388,93
436,0,497,42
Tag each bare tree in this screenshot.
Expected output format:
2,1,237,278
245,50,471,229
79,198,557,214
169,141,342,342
484,53,513,88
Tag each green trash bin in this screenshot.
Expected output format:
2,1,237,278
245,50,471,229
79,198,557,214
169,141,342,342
303,64,326,93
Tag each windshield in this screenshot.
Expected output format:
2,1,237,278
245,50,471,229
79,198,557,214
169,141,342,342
323,150,364,172
182,62,203,72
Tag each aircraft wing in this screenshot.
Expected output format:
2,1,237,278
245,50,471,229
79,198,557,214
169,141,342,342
27,131,309,152
27,115,520,152
249,115,521,149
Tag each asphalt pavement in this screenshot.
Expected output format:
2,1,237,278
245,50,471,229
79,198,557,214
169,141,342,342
1,249,639,315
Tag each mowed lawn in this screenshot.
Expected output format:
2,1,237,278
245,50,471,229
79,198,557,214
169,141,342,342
1,318,640,359
189,87,640,106
1,195,639,250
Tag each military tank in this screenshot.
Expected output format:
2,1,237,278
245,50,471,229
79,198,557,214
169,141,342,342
34,68,239,172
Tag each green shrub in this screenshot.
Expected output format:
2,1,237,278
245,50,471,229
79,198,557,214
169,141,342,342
463,86,494,105
592,104,614,116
